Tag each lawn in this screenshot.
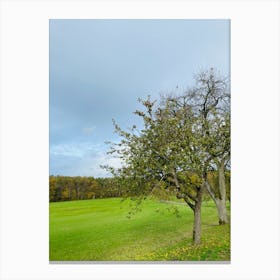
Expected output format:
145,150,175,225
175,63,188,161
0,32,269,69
49,198,230,261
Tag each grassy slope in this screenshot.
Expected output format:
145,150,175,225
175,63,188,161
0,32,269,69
49,198,230,261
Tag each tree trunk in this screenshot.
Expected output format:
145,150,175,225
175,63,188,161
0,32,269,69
171,169,203,244
192,186,203,245
217,160,229,224
216,198,228,224
204,161,229,225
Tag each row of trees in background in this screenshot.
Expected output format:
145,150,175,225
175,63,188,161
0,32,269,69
49,176,125,202
49,172,230,203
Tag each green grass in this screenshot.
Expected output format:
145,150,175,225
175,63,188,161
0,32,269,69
49,198,230,261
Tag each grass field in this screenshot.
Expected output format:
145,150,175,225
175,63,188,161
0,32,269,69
49,198,230,261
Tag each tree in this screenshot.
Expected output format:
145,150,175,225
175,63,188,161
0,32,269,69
105,96,208,244
187,69,230,224
49,175,56,202
104,69,230,244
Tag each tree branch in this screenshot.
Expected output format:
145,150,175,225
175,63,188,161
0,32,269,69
184,189,198,202
184,196,195,211
204,180,216,201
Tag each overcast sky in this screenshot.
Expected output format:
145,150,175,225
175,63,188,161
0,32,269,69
50,19,230,177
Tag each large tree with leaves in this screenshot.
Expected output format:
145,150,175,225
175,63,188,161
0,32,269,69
104,68,230,244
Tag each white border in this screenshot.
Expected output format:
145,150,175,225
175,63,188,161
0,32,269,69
0,0,279,279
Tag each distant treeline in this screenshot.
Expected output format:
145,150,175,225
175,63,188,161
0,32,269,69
49,176,125,202
49,172,230,202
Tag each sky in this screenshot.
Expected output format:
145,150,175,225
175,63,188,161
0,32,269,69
50,19,230,177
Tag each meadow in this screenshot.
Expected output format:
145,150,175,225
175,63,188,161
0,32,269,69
49,198,230,261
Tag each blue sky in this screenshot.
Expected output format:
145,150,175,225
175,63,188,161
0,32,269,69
50,19,230,177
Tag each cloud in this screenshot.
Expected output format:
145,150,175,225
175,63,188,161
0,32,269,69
50,142,122,177
82,126,96,135
50,143,85,158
